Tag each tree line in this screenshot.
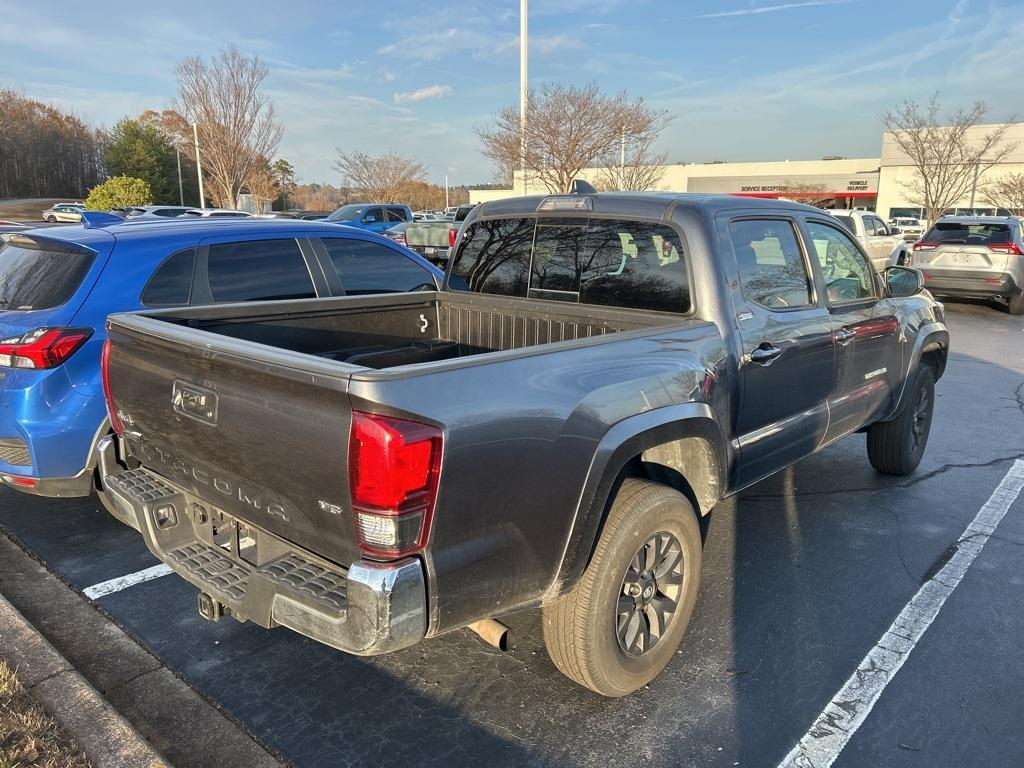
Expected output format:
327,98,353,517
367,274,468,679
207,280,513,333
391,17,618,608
3,47,1020,218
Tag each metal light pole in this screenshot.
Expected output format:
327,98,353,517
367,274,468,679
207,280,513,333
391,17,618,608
519,0,528,195
445,174,450,210
175,148,184,206
191,122,206,209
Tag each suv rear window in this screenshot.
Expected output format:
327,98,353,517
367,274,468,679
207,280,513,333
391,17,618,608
451,217,690,313
0,238,95,311
923,222,1012,245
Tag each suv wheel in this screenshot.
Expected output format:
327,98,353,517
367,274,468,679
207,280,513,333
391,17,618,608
542,478,702,696
45,215,56,222
867,365,935,475
1008,291,1024,316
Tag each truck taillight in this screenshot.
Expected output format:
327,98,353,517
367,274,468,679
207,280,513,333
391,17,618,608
349,411,442,559
100,339,124,436
448,227,458,248
0,327,91,370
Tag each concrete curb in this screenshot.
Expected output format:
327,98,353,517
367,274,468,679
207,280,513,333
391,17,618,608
0,594,170,768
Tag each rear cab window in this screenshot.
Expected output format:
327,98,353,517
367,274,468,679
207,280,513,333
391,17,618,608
728,219,812,310
0,237,96,311
450,216,690,313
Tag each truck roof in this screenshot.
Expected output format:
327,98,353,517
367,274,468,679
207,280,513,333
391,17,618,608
476,191,824,220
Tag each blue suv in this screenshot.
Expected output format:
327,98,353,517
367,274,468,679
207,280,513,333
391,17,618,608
0,214,443,509
324,203,413,233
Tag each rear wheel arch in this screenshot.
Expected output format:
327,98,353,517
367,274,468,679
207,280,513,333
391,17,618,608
551,407,727,597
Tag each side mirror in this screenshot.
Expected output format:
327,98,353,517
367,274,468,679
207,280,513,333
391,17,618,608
885,265,923,297
889,226,902,235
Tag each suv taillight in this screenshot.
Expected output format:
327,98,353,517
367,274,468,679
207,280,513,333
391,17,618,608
988,242,1023,255
100,339,124,436
912,242,938,251
448,227,458,248
0,327,91,369
349,411,442,559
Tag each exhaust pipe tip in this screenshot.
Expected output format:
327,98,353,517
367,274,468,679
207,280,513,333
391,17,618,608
468,619,510,652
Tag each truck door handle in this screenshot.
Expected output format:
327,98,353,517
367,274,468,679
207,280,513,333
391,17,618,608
834,328,854,345
749,344,782,365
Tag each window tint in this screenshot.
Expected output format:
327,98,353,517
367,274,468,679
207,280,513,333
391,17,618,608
729,219,812,309
0,239,95,311
361,208,383,224
385,208,409,223
206,239,314,303
833,215,856,233
451,217,690,313
209,212,247,218
450,218,534,297
922,222,1012,245
806,221,875,303
142,249,195,307
321,238,435,295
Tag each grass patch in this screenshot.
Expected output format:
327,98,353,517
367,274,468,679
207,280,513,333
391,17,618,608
0,661,90,768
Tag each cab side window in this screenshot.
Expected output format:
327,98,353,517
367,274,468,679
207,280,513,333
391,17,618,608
206,239,315,303
806,221,875,303
729,219,812,310
142,248,195,307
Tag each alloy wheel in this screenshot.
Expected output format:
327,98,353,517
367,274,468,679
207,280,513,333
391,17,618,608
616,532,684,657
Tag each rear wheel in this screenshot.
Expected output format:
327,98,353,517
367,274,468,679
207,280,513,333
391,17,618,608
1008,291,1024,316
542,479,702,696
45,215,56,222
867,366,935,475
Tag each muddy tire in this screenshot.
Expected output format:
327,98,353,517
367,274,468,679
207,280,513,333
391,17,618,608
542,479,702,696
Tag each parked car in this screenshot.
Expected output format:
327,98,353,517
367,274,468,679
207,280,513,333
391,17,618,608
325,204,413,234
911,215,1024,315
383,221,411,247
889,217,926,241
0,214,443,511
97,193,947,696
828,209,910,270
402,204,478,267
41,203,86,223
181,208,253,218
124,206,192,218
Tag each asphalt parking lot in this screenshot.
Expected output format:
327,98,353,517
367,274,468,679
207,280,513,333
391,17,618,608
1,301,1022,768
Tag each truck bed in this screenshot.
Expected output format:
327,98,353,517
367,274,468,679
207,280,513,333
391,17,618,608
145,291,674,373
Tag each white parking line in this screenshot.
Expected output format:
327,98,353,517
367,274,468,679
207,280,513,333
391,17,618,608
778,458,1024,768
82,564,174,599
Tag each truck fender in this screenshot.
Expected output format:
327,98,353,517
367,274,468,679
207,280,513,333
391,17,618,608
883,321,949,421
547,403,728,598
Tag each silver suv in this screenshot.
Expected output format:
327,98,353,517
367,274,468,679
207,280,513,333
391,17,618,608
828,209,910,270
911,216,1024,315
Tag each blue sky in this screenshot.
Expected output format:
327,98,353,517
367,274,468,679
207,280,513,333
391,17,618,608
1,0,1021,185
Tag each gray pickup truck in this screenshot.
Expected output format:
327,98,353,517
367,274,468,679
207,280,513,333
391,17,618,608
97,193,948,696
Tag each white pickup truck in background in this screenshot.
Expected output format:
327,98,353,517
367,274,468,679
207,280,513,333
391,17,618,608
829,209,911,269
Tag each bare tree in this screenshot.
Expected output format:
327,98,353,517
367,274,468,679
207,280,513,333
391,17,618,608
780,180,831,208
477,83,671,194
332,151,427,202
175,47,283,209
594,134,670,192
881,95,1018,222
244,160,279,213
981,172,1024,215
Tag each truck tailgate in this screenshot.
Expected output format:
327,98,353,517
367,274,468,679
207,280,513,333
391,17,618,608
104,314,360,567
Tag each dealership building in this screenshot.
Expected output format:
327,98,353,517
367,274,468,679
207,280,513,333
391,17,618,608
471,123,1024,221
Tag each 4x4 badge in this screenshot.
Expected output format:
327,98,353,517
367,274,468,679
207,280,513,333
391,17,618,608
172,381,218,426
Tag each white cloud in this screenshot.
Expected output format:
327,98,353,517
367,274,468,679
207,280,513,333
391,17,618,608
393,84,453,104
692,0,855,19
